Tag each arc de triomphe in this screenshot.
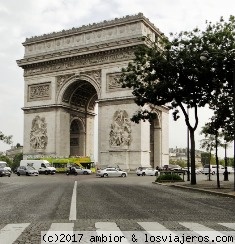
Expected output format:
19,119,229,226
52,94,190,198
17,13,169,170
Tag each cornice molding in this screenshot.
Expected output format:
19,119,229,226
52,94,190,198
22,104,96,116
17,38,141,68
20,47,136,77
24,13,162,44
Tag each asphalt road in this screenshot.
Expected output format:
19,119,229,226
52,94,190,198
0,173,235,243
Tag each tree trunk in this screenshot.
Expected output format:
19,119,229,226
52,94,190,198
189,129,196,185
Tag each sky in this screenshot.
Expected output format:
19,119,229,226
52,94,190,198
0,0,234,158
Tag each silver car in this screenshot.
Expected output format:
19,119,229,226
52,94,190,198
96,167,127,177
17,166,39,176
136,167,158,176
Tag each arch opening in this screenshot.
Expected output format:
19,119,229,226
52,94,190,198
62,79,98,157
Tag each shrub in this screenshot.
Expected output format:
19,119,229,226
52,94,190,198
155,173,183,182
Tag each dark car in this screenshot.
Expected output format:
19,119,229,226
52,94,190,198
0,168,11,177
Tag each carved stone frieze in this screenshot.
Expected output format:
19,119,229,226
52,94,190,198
30,116,48,150
110,110,131,147
107,72,123,91
56,73,75,90
81,70,101,87
23,49,134,77
28,82,51,101
22,13,162,58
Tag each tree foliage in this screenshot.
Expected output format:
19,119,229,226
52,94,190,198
0,131,12,144
120,15,235,185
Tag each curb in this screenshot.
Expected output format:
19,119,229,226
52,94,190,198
153,182,235,199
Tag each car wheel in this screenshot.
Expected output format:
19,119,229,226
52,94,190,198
8,174,11,177
83,171,88,175
142,172,146,176
212,171,215,175
45,171,48,175
75,172,78,176
17,172,20,176
121,173,126,177
0,174,2,177
26,172,29,176
103,173,108,177
137,174,140,176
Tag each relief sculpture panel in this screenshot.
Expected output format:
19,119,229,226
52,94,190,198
28,82,51,101
30,115,48,150
109,110,131,147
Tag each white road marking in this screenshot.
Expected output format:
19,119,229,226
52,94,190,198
69,181,77,221
95,222,130,243
138,222,183,244
180,222,228,244
49,223,74,231
219,223,235,230
0,223,30,244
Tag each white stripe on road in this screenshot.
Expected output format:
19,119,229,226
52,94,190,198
138,222,182,244
219,223,235,230
69,181,77,221
49,223,74,231
180,222,227,243
95,222,130,243
0,223,30,244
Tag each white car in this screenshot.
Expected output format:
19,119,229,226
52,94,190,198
67,166,92,175
136,167,158,176
96,168,127,177
17,166,39,176
183,167,201,174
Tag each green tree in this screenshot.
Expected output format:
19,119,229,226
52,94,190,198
120,16,235,185
12,153,23,171
0,155,12,166
0,131,12,144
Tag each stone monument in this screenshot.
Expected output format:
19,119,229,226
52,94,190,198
17,13,169,170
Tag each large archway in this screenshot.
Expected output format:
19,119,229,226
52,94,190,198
61,79,98,157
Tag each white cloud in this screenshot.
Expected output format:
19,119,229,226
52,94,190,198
0,0,234,158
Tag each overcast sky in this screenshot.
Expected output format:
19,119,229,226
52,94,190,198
0,0,234,158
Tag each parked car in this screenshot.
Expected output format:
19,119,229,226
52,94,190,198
0,161,12,173
96,167,127,177
136,167,158,176
17,166,39,176
66,166,92,175
226,166,234,174
182,167,201,174
202,164,225,175
0,168,11,177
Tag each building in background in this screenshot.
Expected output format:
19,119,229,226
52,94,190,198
169,147,203,167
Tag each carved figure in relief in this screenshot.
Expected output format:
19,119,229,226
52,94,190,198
30,116,48,149
110,110,131,146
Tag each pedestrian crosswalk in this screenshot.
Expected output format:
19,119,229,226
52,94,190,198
0,221,234,244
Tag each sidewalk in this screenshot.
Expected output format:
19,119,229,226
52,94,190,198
155,178,235,198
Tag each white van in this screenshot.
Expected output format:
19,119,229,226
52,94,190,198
0,161,12,172
20,160,56,175
202,164,225,175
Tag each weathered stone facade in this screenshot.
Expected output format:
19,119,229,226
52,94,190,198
17,13,169,170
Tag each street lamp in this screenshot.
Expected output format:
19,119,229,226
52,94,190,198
200,50,235,191
187,107,190,181
224,141,228,181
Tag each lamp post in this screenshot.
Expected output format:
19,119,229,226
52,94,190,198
224,141,228,181
200,50,235,191
187,107,190,181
